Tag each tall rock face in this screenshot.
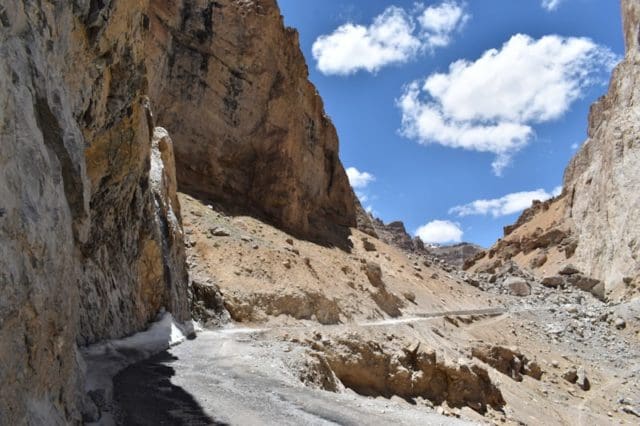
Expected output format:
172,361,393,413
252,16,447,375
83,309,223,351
468,0,640,297
145,0,357,239
562,0,640,293
1,0,357,422
0,1,189,423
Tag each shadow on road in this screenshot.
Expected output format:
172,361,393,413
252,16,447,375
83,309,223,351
113,351,226,426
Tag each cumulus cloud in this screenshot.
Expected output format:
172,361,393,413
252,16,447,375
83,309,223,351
346,167,376,212
346,167,375,189
312,2,468,75
449,186,563,218
398,34,617,175
415,220,463,244
418,1,470,48
542,0,564,11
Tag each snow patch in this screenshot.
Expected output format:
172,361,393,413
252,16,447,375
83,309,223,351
81,312,194,425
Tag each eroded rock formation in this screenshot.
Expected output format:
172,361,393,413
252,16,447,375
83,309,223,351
305,334,505,414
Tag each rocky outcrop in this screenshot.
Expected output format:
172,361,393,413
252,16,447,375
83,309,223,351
372,219,421,252
429,243,484,269
305,334,505,414
0,2,188,423
471,345,543,382
145,0,357,240
368,215,482,269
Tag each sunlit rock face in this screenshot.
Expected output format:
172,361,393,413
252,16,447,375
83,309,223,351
562,0,640,293
145,0,357,240
0,1,188,423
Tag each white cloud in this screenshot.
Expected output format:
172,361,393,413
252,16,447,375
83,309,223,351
415,220,463,244
542,0,564,11
418,1,470,48
449,186,562,218
312,2,468,75
346,167,375,189
398,34,617,175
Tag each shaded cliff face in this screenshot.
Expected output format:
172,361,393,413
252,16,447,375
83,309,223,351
0,1,188,423
467,0,640,298
146,0,357,239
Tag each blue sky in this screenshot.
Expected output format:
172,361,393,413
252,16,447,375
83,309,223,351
279,0,624,247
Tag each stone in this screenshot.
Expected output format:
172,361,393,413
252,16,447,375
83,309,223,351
559,265,581,276
403,291,417,303
615,317,627,329
504,277,531,297
576,367,590,391
464,277,480,287
562,368,578,384
210,227,230,237
362,237,377,252
365,262,385,288
622,405,640,417
530,253,548,268
566,274,605,300
542,276,564,288
471,345,543,382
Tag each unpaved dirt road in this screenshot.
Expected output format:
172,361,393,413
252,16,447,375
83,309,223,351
110,310,518,426
112,327,473,426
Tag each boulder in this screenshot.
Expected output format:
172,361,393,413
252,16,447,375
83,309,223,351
362,237,377,252
559,265,581,275
529,253,548,268
562,368,578,384
576,367,590,391
566,274,605,300
542,276,564,288
365,262,384,288
504,277,531,297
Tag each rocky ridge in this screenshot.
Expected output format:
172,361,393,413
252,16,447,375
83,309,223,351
358,205,483,269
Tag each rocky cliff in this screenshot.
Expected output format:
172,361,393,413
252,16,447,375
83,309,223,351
466,0,640,299
145,0,357,240
562,0,640,294
0,2,190,423
0,0,357,422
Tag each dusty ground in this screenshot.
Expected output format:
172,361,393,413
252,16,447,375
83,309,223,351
108,194,640,425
